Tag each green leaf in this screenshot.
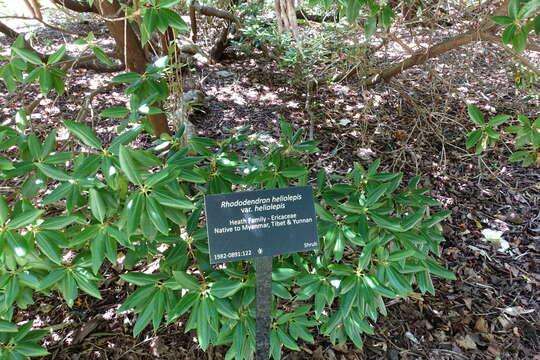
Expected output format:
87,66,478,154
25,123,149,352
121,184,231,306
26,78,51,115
133,294,157,336
168,292,198,323
92,45,114,65
490,15,513,25
173,271,200,291
467,105,485,126
160,8,189,31
39,215,78,230
112,72,140,83
281,167,308,178
47,45,66,65
146,196,169,235
0,195,10,224
72,270,102,299
487,114,510,127
119,146,142,185
370,213,404,232
158,0,181,8
14,342,50,357
63,120,103,150
365,16,377,40
126,192,143,234
508,0,520,18
0,155,14,170
466,130,483,149
272,268,299,281
387,249,416,262
99,107,130,118
423,210,451,228
12,47,42,65
39,68,53,95
518,0,540,18
401,207,425,231
36,232,62,265
502,24,517,44
512,30,528,53
277,327,300,351
121,272,161,286
211,280,244,298
423,258,456,280
34,163,71,181
89,188,107,223
0,320,18,332
151,189,195,210
7,208,43,229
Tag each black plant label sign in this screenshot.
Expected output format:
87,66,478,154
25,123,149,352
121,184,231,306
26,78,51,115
204,186,319,264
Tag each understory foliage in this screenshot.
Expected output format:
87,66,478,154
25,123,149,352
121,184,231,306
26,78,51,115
466,105,540,166
0,115,455,358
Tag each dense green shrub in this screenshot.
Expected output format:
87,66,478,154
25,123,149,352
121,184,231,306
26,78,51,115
0,113,454,359
466,104,540,166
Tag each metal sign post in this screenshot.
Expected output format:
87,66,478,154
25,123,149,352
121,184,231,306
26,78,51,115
255,256,272,359
204,186,319,359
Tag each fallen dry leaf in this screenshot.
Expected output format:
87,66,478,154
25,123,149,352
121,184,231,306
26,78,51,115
455,334,477,350
503,306,535,317
475,317,489,333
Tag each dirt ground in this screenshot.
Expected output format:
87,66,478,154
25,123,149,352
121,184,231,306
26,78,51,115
0,8,539,360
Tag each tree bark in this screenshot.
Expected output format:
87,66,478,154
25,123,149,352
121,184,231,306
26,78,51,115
95,0,170,136
52,0,97,13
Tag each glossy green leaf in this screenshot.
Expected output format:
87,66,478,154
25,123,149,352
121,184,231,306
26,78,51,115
7,208,43,229
146,196,169,235
211,280,244,298
12,47,42,65
119,146,142,185
63,120,103,150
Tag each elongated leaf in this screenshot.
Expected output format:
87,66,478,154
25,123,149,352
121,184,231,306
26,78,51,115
119,146,142,185
14,342,50,357
281,167,308,178
7,208,43,229
13,47,42,65
126,192,144,234
0,320,18,332
47,45,66,65
151,189,195,210
89,188,106,223
36,232,62,265
467,104,485,126
370,213,404,232
172,271,200,291
99,107,130,118
112,72,140,83
146,196,169,235
63,120,103,150
466,130,483,149
387,249,416,262
34,163,71,181
73,270,102,299
121,272,162,286
211,280,244,298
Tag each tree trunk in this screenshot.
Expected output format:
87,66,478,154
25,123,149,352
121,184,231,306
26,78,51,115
95,0,171,136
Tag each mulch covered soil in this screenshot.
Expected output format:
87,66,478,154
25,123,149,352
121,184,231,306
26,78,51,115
0,13,539,360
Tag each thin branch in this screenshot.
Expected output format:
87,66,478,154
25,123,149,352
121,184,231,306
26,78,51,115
192,1,240,28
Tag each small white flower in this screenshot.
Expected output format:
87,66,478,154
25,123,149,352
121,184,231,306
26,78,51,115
481,228,504,241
